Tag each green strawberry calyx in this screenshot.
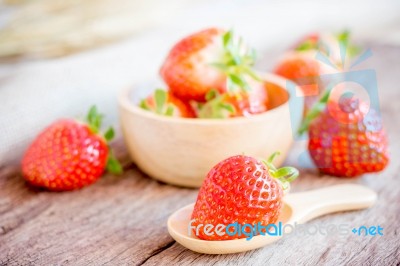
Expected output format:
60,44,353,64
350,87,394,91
211,30,261,93
295,30,361,60
140,89,175,116
298,89,331,135
262,152,299,192
337,30,361,59
86,105,122,174
197,89,236,119
295,35,320,52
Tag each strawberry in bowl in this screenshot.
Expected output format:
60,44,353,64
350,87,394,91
119,73,302,187
141,28,270,119
140,89,196,118
160,28,260,102
118,27,303,187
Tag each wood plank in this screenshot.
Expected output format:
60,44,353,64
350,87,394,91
1,43,399,265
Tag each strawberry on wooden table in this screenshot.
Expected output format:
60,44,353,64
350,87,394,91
299,90,389,177
22,106,122,191
274,31,360,116
274,32,335,85
191,153,298,240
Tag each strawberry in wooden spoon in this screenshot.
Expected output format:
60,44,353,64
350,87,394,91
191,153,298,240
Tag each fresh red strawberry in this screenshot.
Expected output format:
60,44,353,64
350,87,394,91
197,79,269,118
292,30,360,69
274,51,333,117
191,153,298,240
292,32,321,51
300,91,389,177
21,106,122,191
274,51,323,82
140,89,196,118
160,28,260,102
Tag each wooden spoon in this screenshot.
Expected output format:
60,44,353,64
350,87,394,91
167,184,377,254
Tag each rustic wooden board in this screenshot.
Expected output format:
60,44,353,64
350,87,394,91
1,44,399,265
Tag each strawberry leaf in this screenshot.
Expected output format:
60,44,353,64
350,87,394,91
140,99,150,110
298,88,331,135
274,167,299,183
263,152,299,192
205,89,218,101
223,30,233,48
198,93,236,119
209,62,229,71
242,66,261,82
228,74,249,92
85,105,123,175
219,102,235,113
212,29,259,93
295,40,317,52
104,127,115,141
154,89,167,114
86,105,104,133
106,153,122,174
87,105,97,124
337,30,361,58
165,105,174,116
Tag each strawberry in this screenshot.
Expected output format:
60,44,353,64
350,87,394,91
197,79,269,118
191,153,298,240
275,31,360,117
299,90,389,177
21,106,122,191
160,28,260,102
140,89,196,118
274,51,328,116
274,51,324,83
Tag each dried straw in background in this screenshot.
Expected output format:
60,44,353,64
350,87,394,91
0,0,193,59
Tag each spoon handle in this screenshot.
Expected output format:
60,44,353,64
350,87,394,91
284,184,377,224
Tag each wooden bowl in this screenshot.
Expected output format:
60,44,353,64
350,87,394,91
118,73,303,187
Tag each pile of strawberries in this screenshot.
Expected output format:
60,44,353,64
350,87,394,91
20,28,389,194
140,28,269,118
273,31,389,177
189,31,389,241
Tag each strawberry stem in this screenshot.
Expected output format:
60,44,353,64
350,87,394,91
140,89,175,117
262,152,299,192
211,30,260,93
198,89,236,119
86,105,104,134
106,150,123,174
337,30,361,59
85,105,122,174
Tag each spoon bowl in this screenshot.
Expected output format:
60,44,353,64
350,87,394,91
167,184,377,254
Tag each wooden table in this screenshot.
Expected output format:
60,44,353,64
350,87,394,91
1,43,399,265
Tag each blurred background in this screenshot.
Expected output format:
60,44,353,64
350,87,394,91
0,0,399,166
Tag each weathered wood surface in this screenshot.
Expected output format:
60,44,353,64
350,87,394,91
1,44,400,266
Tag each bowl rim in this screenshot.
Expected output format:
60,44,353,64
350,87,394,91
118,72,302,125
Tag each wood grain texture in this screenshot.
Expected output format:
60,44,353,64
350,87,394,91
1,43,400,266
